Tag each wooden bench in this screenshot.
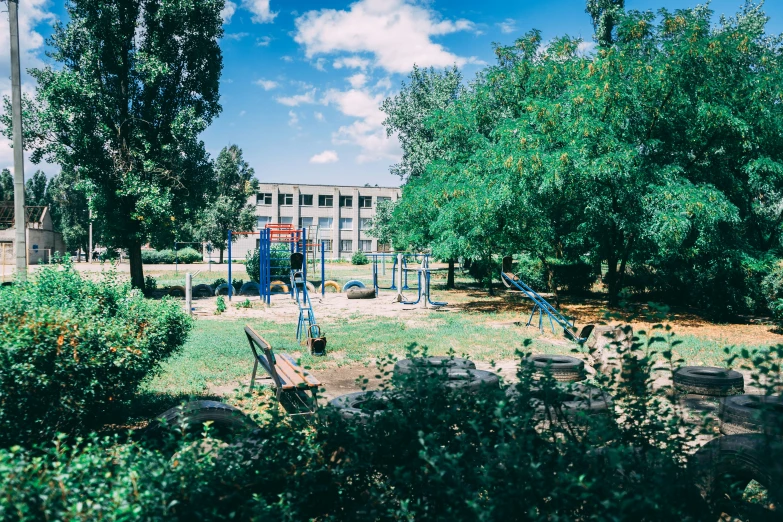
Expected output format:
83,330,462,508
245,325,321,415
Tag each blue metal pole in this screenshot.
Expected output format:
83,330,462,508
227,231,232,301
321,240,326,297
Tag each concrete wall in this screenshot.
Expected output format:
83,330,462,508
0,206,66,266
226,183,401,261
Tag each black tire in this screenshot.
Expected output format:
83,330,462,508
192,284,214,298
168,285,186,298
328,391,391,423
719,394,783,436
441,369,500,391
143,400,259,440
507,383,614,416
1,282,12,287
239,282,260,296
524,354,585,383
692,434,783,514
394,356,476,377
347,287,376,299
214,283,230,296
673,366,744,397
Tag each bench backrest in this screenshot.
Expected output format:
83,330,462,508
244,326,284,391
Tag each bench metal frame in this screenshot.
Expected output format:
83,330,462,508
245,325,320,415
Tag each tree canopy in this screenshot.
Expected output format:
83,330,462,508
384,2,783,316
1,0,225,288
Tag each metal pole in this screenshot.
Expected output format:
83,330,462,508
9,0,26,279
88,206,93,263
227,231,232,301
321,240,325,297
185,272,192,316
396,253,403,302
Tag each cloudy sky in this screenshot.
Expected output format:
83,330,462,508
2,0,782,187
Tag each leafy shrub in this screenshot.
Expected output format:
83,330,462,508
4,341,780,519
216,296,226,314
246,245,291,283
351,251,369,265
232,278,244,293
511,254,548,292
211,277,227,288
0,260,192,447
143,275,157,295
141,248,202,264
552,259,595,294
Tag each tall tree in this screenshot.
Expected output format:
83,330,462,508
1,0,224,288
25,170,48,207
194,145,258,263
0,169,12,202
586,0,625,47
45,171,93,254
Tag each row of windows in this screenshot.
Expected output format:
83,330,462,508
257,217,373,231
310,240,374,253
257,193,391,208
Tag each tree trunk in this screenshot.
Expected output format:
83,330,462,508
219,248,224,264
606,253,618,306
129,241,144,290
540,256,559,309
446,259,455,289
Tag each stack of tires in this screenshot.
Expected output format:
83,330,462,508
673,366,744,426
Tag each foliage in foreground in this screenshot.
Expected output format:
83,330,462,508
0,259,192,447
1,339,781,521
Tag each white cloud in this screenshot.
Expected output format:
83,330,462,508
254,79,279,90
288,111,300,128
221,1,237,23
276,89,317,106
294,0,479,74
348,73,367,88
281,55,294,62
224,32,249,40
309,150,339,164
242,0,277,24
497,18,516,34
333,56,371,70
239,110,247,117
314,112,325,122
322,87,400,163
577,41,597,56
256,36,272,47
375,77,392,91
315,58,327,71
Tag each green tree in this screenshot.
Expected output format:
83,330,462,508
24,170,48,207
2,0,225,289
195,145,259,263
367,199,398,249
0,169,12,202
45,171,93,253
586,0,625,47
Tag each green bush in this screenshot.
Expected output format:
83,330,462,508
552,259,595,294
351,251,369,265
4,342,780,520
141,248,202,264
0,259,192,447
246,245,291,283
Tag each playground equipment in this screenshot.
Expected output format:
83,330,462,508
400,254,448,307
228,225,326,343
500,256,593,344
370,253,423,294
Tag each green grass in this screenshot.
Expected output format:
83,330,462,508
145,313,776,396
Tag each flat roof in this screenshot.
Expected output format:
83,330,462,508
256,182,401,190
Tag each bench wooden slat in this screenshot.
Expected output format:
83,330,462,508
279,353,321,387
255,353,294,389
274,357,310,388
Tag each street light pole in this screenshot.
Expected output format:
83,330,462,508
8,0,27,279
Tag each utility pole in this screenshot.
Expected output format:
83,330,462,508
88,207,93,263
8,0,27,279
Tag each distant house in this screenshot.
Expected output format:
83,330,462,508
0,202,66,266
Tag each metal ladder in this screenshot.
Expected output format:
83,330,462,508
291,269,316,342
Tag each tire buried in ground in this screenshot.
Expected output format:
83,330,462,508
342,279,366,292
673,366,744,397
214,283,230,296
440,369,500,391
142,400,259,444
719,394,783,435
524,354,586,382
328,391,392,423
269,281,289,293
347,287,375,299
192,283,214,298
239,282,260,296
393,356,476,378
321,280,341,293
168,285,186,298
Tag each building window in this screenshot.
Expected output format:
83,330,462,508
340,218,353,230
257,216,272,230
279,216,293,225
377,196,392,203
318,195,333,207
359,240,373,252
321,240,332,252
257,193,272,205
299,217,313,229
378,243,390,252
278,193,293,206
318,217,333,230
340,240,353,253
359,196,372,208
340,195,353,208
299,194,313,206
360,217,373,230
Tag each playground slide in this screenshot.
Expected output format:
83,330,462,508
500,270,587,343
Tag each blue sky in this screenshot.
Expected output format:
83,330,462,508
2,0,783,187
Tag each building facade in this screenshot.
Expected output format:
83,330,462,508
0,204,66,272
221,183,401,261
